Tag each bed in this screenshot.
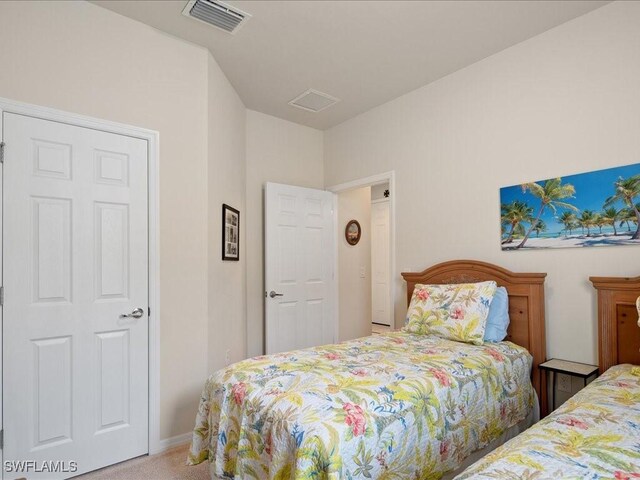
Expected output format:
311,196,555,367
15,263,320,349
187,260,548,479
455,274,640,479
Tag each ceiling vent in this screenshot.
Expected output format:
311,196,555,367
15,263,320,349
182,0,251,34
288,89,340,113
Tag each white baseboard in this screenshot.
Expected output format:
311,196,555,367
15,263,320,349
154,432,192,454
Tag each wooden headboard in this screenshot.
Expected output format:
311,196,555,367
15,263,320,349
589,274,640,373
401,259,548,416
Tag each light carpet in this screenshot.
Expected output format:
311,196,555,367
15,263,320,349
76,444,208,480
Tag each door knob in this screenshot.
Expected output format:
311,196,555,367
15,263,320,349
120,307,145,319
269,291,284,298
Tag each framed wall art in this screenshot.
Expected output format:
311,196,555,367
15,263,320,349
222,203,240,261
345,219,362,245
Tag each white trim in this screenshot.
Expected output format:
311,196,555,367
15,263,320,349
156,432,192,453
328,171,393,193
371,198,390,205
389,173,396,329
0,97,162,456
328,171,397,330
331,193,339,343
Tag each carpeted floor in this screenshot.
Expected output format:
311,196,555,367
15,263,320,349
76,444,209,480
371,324,391,334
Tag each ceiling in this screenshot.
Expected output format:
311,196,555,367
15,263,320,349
92,0,609,130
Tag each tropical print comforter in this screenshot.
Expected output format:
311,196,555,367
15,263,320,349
188,332,534,479
456,364,640,480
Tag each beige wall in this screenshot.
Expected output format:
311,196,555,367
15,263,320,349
0,0,241,441
324,1,640,365
207,56,247,373
338,187,372,341
245,110,324,357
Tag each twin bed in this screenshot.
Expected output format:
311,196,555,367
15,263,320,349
457,363,640,479
188,260,640,479
457,273,640,479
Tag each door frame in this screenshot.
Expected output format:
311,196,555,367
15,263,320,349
327,171,396,334
0,97,163,457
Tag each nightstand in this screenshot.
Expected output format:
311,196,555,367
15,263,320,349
539,359,599,411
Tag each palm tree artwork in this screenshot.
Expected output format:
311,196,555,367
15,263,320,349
558,211,578,237
594,214,606,235
605,175,640,240
601,207,620,236
579,210,596,237
533,220,547,238
500,164,640,250
620,208,635,232
500,201,533,245
516,178,577,248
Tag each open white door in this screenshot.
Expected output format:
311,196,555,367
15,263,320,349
2,112,149,478
265,183,336,354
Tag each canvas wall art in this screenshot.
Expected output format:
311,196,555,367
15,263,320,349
501,163,640,250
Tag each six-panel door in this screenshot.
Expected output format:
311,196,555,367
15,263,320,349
264,183,335,354
3,113,149,478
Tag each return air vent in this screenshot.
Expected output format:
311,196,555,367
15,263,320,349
288,89,340,113
182,0,251,34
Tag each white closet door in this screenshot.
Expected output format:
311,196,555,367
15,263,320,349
371,200,391,326
3,112,149,478
264,182,336,354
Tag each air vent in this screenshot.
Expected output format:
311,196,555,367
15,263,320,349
182,0,251,34
288,89,340,113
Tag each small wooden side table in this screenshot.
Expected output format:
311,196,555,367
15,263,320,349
539,358,598,411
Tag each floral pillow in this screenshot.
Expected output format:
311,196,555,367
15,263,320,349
403,281,498,345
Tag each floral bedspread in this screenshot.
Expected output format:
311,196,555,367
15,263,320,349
456,364,640,480
188,332,534,479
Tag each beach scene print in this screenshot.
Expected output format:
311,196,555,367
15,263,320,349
500,163,640,250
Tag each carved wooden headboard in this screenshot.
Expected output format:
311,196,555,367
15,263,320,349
589,275,640,373
401,259,548,416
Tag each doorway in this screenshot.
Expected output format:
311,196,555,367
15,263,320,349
370,185,392,333
328,172,395,341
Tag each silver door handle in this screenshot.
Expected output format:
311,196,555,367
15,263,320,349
269,291,284,298
120,307,144,319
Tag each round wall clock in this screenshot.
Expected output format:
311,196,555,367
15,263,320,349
345,220,362,245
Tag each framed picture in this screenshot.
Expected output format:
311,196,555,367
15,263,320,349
222,204,240,261
500,162,640,251
345,219,362,245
